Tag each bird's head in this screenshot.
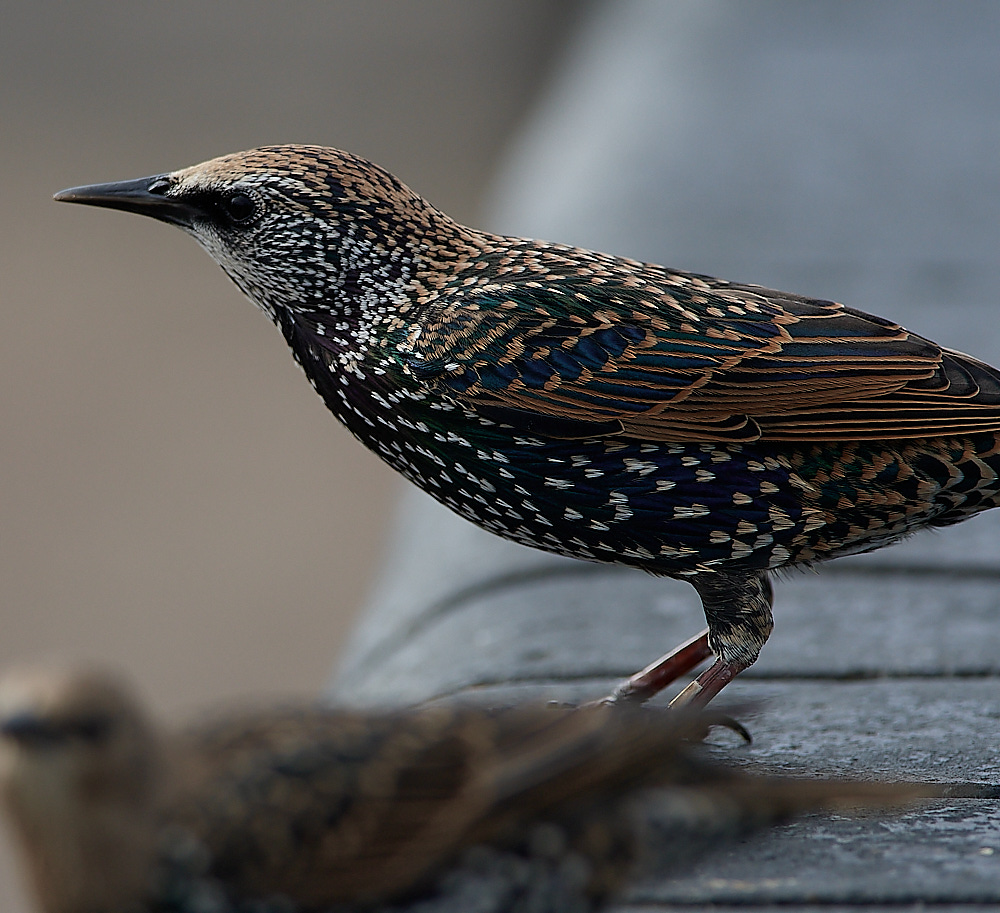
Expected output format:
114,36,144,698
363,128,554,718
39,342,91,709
0,665,161,913
0,665,156,804
54,145,451,324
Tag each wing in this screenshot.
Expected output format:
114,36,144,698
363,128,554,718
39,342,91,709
400,273,1000,442
166,705,709,907
169,706,490,905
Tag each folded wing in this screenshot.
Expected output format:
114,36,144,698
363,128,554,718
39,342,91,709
403,275,1000,442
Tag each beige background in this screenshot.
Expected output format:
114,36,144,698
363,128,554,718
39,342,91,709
0,2,578,907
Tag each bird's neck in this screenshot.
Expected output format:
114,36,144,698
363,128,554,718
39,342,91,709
282,211,489,374
276,216,492,462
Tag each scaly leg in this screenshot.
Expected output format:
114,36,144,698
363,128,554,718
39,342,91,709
602,569,774,708
672,569,774,708
668,657,747,709
603,628,712,705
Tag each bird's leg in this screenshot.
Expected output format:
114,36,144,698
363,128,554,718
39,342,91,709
600,570,773,708
670,570,774,709
602,629,712,705
668,658,747,709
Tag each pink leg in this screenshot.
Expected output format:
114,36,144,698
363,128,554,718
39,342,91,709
603,628,712,704
668,657,747,709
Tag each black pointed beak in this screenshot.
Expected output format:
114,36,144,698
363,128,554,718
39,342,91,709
54,175,199,227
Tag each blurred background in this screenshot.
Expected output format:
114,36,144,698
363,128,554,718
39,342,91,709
0,3,579,906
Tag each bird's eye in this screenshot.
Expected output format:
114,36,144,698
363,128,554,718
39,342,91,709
221,191,258,225
70,716,113,744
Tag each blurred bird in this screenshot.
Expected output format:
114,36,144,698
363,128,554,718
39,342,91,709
54,147,1000,708
0,666,930,913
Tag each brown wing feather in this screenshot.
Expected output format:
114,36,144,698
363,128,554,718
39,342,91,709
406,275,1000,442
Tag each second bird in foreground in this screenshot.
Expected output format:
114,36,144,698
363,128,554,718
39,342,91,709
0,666,928,913
55,147,1000,707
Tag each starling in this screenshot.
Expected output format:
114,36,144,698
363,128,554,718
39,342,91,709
0,666,923,913
54,146,1000,708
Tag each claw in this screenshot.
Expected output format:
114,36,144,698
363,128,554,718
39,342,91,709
706,713,753,744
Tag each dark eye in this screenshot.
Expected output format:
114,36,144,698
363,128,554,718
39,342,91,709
221,191,257,224
70,716,114,744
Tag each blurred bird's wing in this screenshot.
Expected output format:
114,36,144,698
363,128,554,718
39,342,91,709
403,279,1000,442
167,705,708,907
169,706,490,905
